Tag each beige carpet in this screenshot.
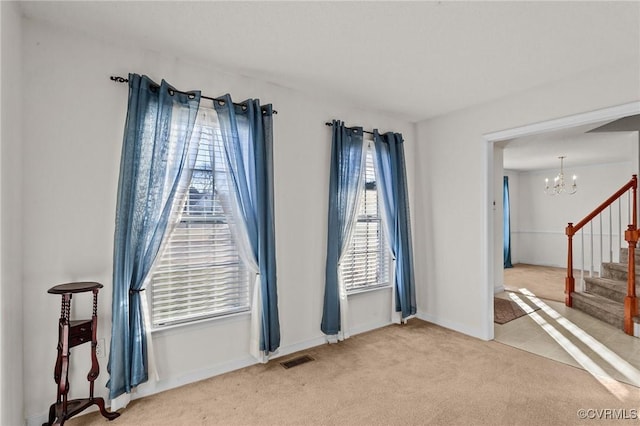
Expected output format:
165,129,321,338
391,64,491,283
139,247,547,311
70,320,639,426
504,263,569,303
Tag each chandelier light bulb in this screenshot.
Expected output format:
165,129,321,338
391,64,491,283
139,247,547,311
544,156,577,196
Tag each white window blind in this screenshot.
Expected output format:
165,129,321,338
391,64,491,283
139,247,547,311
340,143,390,292
150,111,250,328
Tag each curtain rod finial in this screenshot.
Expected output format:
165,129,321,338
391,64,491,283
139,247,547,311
110,76,129,83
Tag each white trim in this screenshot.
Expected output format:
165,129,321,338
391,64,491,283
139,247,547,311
27,413,55,426
26,333,326,426
26,318,399,426
150,309,251,334
494,285,506,294
143,327,387,397
116,355,258,404
483,101,640,343
347,283,393,296
482,135,494,341
515,230,565,235
270,336,329,360
349,318,393,336
485,101,640,142
516,230,623,237
416,310,489,340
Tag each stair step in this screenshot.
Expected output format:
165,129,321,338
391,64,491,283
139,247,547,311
583,277,632,304
571,292,624,328
619,247,640,265
601,262,640,281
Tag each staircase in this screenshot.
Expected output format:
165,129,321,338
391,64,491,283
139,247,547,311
565,175,639,337
572,247,640,334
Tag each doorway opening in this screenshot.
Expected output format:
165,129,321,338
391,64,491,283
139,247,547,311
484,101,640,388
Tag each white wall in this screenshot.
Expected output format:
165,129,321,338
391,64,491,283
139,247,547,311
18,18,415,424
415,62,640,340
513,160,635,268
1,2,24,425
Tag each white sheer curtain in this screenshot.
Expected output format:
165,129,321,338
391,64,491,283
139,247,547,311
198,105,266,361
330,142,367,342
371,146,401,325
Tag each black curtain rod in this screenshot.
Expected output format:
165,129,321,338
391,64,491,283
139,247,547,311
110,76,277,114
324,121,375,136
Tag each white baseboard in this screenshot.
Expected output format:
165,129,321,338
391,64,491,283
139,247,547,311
26,328,388,425
416,310,490,341
25,355,256,426
494,285,505,294
28,412,49,426
270,335,328,360
350,319,392,336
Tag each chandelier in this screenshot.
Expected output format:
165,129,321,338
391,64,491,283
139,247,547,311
544,156,577,195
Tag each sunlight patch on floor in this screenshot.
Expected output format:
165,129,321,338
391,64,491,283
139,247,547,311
508,291,630,400
518,288,640,387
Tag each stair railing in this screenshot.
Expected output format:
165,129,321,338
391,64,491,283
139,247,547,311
565,175,638,335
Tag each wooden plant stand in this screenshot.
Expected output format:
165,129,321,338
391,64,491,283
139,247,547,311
44,282,120,426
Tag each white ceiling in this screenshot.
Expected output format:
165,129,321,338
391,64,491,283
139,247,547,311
18,1,640,170
501,121,638,172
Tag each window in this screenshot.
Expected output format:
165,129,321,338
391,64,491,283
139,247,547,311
340,142,391,292
149,112,251,328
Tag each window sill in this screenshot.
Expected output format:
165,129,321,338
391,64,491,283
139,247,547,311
150,309,251,334
347,284,393,296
